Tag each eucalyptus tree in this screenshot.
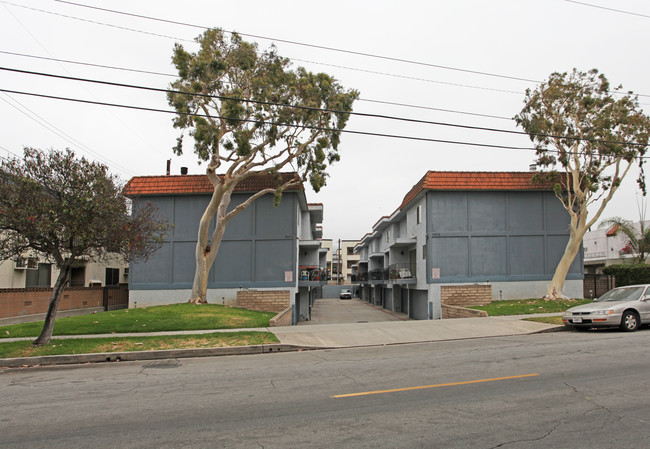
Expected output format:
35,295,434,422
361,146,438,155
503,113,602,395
167,28,358,303
515,68,650,299
0,148,167,345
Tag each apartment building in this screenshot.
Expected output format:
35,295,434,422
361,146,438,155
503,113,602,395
124,172,327,324
353,171,583,319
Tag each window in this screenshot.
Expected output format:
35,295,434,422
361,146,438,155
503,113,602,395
422,244,427,260
105,268,120,286
416,205,422,224
26,263,51,288
347,247,355,255
386,230,391,243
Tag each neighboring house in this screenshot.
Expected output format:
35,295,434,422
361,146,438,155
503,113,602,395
583,220,650,273
321,239,360,283
124,172,326,324
0,254,128,289
353,171,583,319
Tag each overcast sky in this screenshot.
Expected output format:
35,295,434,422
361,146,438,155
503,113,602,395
2,0,649,242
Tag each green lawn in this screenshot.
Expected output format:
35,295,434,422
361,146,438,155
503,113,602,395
0,332,279,359
0,303,276,339
525,316,564,325
468,298,592,316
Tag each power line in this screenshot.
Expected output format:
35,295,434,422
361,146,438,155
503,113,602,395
0,1,526,96
565,0,650,19
51,0,539,84
3,66,646,147
0,50,514,120
0,93,138,175
3,3,170,161
6,1,649,100
0,87,540,152
0,50,174,77
0,66,527,135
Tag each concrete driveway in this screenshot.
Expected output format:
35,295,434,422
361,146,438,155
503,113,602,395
302,297,407,325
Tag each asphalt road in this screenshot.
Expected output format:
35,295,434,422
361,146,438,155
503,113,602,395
2,329,649,448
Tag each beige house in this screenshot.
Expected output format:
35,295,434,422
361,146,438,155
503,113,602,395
321,239,360,284
0,254,128,289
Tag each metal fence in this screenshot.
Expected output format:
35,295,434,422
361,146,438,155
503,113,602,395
583,274,615,299
103,284,129,311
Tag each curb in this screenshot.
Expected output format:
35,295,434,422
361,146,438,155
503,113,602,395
0,344,321,368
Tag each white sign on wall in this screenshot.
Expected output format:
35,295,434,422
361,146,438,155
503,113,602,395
284,271,293,282
431,268,440,279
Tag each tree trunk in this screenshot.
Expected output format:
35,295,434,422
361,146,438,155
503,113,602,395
189,252,210,304
545,228,585,300
33,264,72,346
188,186,232,304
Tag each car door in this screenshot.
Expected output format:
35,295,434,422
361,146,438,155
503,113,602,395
639,286,650,323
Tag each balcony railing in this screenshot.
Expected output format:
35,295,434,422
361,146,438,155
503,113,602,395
369,269,388,282
388,263,416,283
353,272,369,283
299,269,327,284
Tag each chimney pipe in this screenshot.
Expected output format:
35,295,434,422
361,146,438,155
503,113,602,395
180,167,188,175
166,159,171,176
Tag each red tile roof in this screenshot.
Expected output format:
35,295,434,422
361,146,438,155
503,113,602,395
124,172,303,196
398,171,552,210
606,225,619,237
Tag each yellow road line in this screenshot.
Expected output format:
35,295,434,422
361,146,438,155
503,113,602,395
331,373,539,398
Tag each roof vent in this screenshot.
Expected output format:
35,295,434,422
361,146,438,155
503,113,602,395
180,167,188,175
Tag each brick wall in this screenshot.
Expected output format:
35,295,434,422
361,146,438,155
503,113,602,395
0,287,104,319
441,284,492,307
442,304,488,319
269,307,292,327
236,290,290,313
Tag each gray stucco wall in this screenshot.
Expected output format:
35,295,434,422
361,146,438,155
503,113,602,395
130,192,299,290
426,191,583,283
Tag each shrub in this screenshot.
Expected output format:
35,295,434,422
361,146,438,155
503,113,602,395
601,264,650,286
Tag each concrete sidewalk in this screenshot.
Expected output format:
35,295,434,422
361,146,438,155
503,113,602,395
0,315,564,367
0,298,565,366
273,316,561,347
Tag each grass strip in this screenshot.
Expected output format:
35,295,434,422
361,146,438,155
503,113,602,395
0,303,275,338
0,331,279,359
468,298,592,316
524,316,563,325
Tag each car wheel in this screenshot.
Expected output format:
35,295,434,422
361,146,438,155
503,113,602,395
620,310,640,332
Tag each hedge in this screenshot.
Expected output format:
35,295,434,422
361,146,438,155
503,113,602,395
601,264,650,287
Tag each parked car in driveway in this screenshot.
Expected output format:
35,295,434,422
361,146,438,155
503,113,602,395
340,289,352,299
562,284,650,331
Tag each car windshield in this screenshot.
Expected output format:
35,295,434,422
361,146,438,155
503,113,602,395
595,286,645,302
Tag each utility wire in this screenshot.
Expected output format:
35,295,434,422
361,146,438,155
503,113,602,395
0,93,138,175
0,1,529,97
0,66,526,134
3,2,169,160
51,0,539,84
3,66,646,148
0,87,540,152
565,0,650,19
0,50,175,77
0,50,513,120
6,86,650,161
6,1,649,99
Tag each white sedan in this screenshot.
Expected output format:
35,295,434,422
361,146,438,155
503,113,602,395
562,284,650,331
